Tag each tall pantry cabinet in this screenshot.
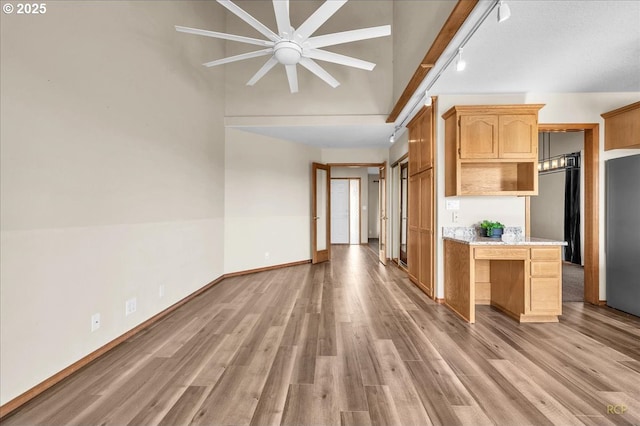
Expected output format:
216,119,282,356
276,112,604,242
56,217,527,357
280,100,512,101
407,105,435,298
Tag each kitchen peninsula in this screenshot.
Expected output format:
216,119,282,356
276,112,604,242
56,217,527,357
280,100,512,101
444,229,567,323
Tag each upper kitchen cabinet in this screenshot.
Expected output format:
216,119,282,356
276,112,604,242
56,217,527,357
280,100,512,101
601,101,640,150
443,104,544,196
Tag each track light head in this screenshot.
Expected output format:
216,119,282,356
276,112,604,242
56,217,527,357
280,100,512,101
424,90,432,107
456,48,466,71
389,133,395,144
498,0,511,23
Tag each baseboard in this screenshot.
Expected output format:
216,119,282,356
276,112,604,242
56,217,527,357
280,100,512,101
0,258,311,419
435,298,445,304
223,259,311,278
598,300,607,306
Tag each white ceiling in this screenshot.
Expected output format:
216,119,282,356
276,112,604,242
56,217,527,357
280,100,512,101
432,0,640,94
233,0,640,149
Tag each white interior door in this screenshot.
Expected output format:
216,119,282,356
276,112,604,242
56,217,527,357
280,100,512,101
331,179,349,244
349,179,360,245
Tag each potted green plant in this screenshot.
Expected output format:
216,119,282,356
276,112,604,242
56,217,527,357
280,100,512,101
480,220,505,238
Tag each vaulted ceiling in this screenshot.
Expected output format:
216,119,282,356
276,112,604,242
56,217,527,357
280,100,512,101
220,0,640,148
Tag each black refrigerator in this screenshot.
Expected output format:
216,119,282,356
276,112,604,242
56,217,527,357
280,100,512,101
606,154,640,317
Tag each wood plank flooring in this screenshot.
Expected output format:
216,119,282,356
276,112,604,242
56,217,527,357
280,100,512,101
3,245,640,425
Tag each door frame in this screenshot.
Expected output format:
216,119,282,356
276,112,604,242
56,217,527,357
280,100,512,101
528,123,599,304
312,162,331,264
326,163,387,255
379,162,388,265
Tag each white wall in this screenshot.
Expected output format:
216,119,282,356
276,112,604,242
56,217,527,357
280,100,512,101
0,1,226,405
224,129,321,273
321,147,389,164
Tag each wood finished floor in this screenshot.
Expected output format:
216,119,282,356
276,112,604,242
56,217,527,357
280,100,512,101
4,245,640,426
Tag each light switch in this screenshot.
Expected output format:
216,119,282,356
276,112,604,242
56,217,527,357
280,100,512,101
445,199,460,210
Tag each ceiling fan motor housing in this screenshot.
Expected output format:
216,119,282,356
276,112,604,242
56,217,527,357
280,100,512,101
274,41,302,65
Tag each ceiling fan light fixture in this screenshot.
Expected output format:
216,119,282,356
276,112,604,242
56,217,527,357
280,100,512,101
497,0,511,23
456,48,466,72
274,41,302,65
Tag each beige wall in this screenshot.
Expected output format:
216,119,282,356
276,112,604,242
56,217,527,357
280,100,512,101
224,128,320,273
0,1,226,405
224,0,393,117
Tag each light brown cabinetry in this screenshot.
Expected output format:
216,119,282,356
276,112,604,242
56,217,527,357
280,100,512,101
601,101,640,150
407,106,434,298
444,240,563,323
444,104,544,196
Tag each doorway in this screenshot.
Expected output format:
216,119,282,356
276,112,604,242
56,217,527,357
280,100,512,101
325,163,387,263
531,124,599,304
399,162,409,266
531,131,584,301
330,178,361,245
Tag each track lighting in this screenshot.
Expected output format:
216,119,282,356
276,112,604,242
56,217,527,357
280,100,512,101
389,132,395,144
497,0,511,23
424,90,432,106
456,48,466,71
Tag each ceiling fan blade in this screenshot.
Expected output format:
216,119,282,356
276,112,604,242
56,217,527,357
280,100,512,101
273,0,292,39
294,0,348,43
306,25,391,49
304,49,375,70
203,48,273,67
175,26,272,47
247,57,279,86
299,57,340,88
285,64,299,93
217,0,279,42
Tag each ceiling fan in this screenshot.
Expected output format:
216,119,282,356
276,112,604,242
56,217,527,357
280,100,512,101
176,0,391,93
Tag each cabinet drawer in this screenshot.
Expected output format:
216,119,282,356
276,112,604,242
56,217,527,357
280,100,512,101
475,247,528,260
530,278,561,313
531,247,560,261
531,261,560,277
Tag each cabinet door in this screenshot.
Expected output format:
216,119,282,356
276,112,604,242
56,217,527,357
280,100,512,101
419,231,433,297
408,229,419,282
460,115,498,159
419,169,432,231
407,175,420,281
499,114,537,158
408,122,420,176
419,107,433,170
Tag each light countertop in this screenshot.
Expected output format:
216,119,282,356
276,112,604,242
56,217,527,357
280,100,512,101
443,235,567,246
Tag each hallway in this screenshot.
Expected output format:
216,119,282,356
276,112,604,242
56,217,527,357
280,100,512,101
4,245,640,425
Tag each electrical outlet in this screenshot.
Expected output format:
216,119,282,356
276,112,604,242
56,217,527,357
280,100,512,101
159,285,165,298
91,313,100,332
452,211,460,223
125,298,137,316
